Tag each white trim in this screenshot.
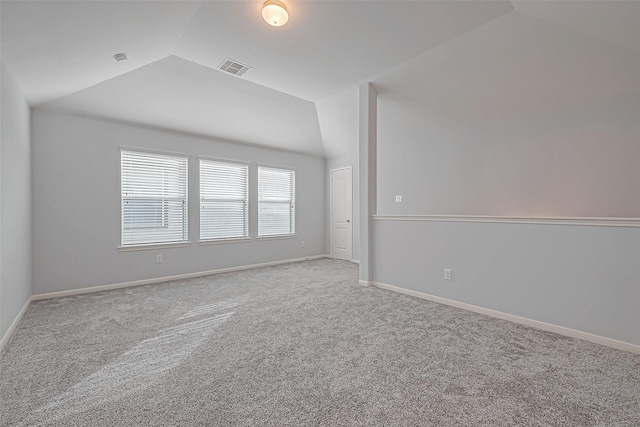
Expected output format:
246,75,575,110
118,242,191,251
0,298,31,354
120,148,190,248
351,259,360,264
372,281,640,355
31,255,328,301
358,280,370,287
197,154,250,166
119,145,191,159
257,165,296,237
330,166,353,173
255,234,297,241
198,237,252,245
373,215,640,228
198,157,250,243
256,162,297,173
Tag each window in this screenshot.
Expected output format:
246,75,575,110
199,158,248,240
258,166,295,237
121,149,188,246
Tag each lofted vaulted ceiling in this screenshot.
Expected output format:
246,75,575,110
1,1,640,158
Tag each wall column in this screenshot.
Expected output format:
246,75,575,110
358,83,377,285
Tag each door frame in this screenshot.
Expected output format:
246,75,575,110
329,166,353,260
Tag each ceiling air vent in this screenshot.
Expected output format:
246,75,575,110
218,59,251,77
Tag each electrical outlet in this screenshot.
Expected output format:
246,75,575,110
395,195,402,203
300,240,305,248
156,254,163,264
444,268,452,281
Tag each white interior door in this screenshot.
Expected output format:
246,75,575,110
331,167,352,261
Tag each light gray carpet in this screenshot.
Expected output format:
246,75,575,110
1,259,639,426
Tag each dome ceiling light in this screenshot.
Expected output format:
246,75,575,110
262,0,289,27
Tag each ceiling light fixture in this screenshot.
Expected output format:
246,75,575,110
262,0,288,27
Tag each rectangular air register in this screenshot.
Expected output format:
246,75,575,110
218,59,251,77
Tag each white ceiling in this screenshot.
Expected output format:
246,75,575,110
2,1,640,158
0,0,200,105
373,11,640,125
172,0,513,101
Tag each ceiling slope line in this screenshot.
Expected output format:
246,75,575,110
34,55,174,108
349,4,516,98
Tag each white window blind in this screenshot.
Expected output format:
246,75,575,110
258,166,295,237
121,150,188,246
199,159,248,240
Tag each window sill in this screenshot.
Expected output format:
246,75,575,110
198,237,252,246
118,241,191,252
256,234,297,241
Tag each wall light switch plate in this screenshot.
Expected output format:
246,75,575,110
444,268,452,280
395,195,402,203
156,254,163,264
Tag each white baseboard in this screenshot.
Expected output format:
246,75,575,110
358,280,371,287
351,259,360,264
372,281,640,355
0,298,31,354
32,255,329,301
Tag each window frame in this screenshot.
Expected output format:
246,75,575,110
119,147,190,249
198,156,250,242
257,165,296,238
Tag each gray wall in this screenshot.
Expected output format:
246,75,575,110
32,111,326,294
378,90,640,217
0,62,32,339
374,219,640,346
374,90,640,346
